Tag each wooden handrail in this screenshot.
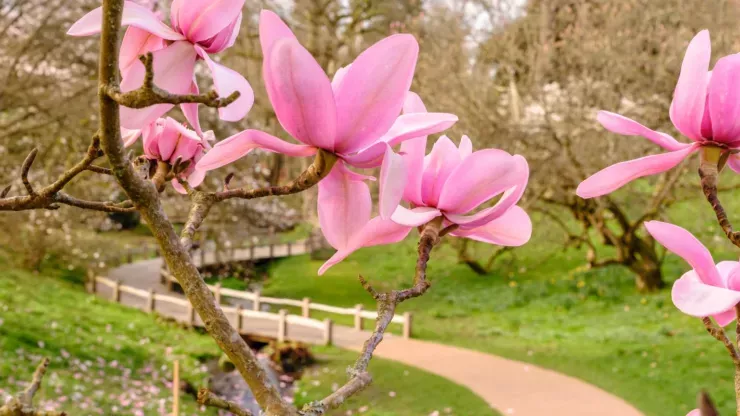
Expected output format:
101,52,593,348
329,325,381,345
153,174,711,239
89,237,413,346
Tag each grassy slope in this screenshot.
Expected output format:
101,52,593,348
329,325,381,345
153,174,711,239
264,189,740,416
0,261,493,415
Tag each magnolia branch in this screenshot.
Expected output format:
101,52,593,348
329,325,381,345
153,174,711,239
198,389,253,416
699,159,740,248
95,2,295,414
179,150,338,250
0,138,136,213
0,358,66,416
103,52,240,109
302,218,442,415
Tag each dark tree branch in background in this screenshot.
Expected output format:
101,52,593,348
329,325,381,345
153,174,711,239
0,358,66,416
0,138,137,213
699,391,719,416
302,218,442,415
198,389,253,416
103,52,240,109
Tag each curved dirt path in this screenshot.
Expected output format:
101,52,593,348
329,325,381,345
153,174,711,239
102,256,644,416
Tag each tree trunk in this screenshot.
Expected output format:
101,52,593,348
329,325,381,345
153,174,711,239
628,241,665,292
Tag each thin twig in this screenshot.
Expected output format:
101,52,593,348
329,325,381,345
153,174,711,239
702,317,740,364
21,148,38,195
699,159,740,248
104,53,240,109
179,150,337,250
0,358,67,416
302,218,443,415
197,389,253,416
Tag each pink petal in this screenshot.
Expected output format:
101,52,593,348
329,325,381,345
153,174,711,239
258,10,296,59
669,30,711,141
459,135,473,159
331,65,350,93
644,221,723,287
318,163,372,251
341,142,387,169
390,206,441,227
180,78,203,138
196,47,254,123
707,54,740,144
397,95,429,206
403,91,427,113
319,217,412,275
119,26,166,76
672,270,740,320
421,136,462,207
172,0,245,43
437,149,518,214
576,145,698,199
379,149,407,219
686,410,700,416
263,38,336,150
728,154,740,174
381,113,459,147
119,41,197,129
197,130,317,171
451,206,532,247
334,35,419,154
121,127,142,147
446,155,529,228
597,111,686,151
400,136,427,207
68,1,184,40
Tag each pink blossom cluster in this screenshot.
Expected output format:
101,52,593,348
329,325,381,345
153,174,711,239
578,30,740,415
68,2,533,271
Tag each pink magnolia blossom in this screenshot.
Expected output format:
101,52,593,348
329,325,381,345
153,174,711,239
686,411,700,416
578,30,740,198
645,221,740,326
197,11,458,215
317,110,532,274
67,0,253,132
141,117,207,194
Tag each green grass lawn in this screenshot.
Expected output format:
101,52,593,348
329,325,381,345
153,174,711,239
263,183,740,416
295,346,495,415
0,259,495,415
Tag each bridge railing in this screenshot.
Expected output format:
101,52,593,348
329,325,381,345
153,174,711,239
90,275,335,345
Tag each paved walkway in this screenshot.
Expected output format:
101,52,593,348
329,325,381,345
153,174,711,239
102,258,644,416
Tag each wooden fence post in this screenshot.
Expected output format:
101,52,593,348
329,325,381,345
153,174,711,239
235,305,243,332
165,272,174,292
302,298,311,318
252,290,261,312
278,309,288,343
172,360,180,416
305,238,312,254
147,289,156,313
214,283,222,305
403,312,413,339
249,245,255,259
269,244,274,258
112,280,121,303
187,303,196,326
87,270,96,294
287,242,292,256
127,250,133,264
323,319,333,346
354,304,364,331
